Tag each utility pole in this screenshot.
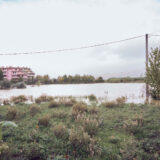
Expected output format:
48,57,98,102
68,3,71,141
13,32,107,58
146,34,149,101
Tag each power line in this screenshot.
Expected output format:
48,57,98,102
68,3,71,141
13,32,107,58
0,35,145,56
150,34,160,37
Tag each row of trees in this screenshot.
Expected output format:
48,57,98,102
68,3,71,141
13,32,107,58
32,75,105,85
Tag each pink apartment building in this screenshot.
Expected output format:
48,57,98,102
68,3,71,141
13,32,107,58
0,67,35,81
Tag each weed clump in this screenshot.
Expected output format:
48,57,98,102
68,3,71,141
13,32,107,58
72,103,88,119
81,117,99,136
116,96,127,104
88,107,99,115
11,95,28,104
59,98,77,107
52,111,68,119
102,101,117,108
48,100,59,108
35,94,54,104
88,94,97,101
53,124,69,139
38,114,50,127
69,127,100,157
29,104,41,116
6,107,17,120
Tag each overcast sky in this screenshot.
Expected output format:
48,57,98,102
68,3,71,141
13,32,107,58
0,0,160,78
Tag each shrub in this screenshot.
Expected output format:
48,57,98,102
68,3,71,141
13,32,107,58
72,103,88,119
10,95,28,104
12,82,26,89
81,117,99,136
53,124,69,139
35,94,54,104
30,104,41,116
0,143,9,160
38,115,50,127
59,98,77,107
52,111,68,119
88,107,99,115
0,80,11,89
108,136,120,144
146,47,160,99
88,94,97,101
69,127,99,157
102,101,117,108
123,115,143,134
48,100,59,108
3,99,10,105
116,96,127,104
6,107,17,120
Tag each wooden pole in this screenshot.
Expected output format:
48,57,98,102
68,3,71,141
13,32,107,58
146,34,149,101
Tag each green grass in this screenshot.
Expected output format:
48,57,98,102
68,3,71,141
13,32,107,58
0,102,160,160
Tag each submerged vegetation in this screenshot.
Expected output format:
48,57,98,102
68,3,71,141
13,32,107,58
0,95,159,159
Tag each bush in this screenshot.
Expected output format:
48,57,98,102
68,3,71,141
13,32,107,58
146,47,160,99
52,111,68,119
108,136,120,144
123,115,144,134
116,96,127,104
3,99,10,105
30,104,41,116
12,82,26,89
0,80,11,89
35,94,54,103
72,103,88,119
10,95,28,104
102,101,117,108
59,98,77,107
53,124,69,139
69,127,99,157
81,117,99,136
88,94,97,101
6,107,17,120
48,100,59,108
88,107,99,115
0,143,9,160
38,115,50,127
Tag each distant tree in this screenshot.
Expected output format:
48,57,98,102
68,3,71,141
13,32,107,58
0,69,3,81
146,47,160,99
96,76,104,83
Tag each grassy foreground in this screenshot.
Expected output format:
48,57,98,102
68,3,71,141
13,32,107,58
0,96,160,160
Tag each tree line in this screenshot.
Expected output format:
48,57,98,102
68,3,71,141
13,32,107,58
31,75,105,85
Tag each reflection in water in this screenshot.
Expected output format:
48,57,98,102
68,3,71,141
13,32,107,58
0,83,146,103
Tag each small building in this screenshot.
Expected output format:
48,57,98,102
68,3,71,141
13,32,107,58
0,66,35,81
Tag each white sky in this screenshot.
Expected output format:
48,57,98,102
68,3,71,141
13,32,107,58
0,0,160,78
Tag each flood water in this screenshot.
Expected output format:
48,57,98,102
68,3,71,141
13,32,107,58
0,83,146,103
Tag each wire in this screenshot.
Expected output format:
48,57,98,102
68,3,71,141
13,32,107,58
0,35,145,56
150,34,160,37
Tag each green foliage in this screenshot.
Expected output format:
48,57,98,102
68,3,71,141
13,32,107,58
146,47,160,99
53,124,69,139
0,80,11,89
12,82,26,89
107,77,144,83
29,104,41,116
88,94,97,101
0,69,3,81
0,100,160,159
6,107,17,120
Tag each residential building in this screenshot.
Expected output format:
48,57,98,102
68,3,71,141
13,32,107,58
0,66,35,81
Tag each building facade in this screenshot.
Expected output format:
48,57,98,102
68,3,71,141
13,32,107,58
0,67,35,81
